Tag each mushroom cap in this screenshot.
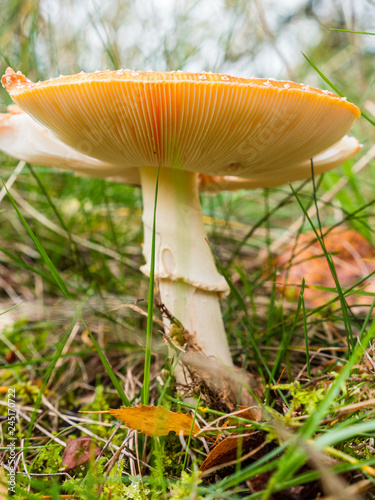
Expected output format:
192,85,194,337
198,135,362,192
2,68,360,182
0,106,140,185
0,107,360,191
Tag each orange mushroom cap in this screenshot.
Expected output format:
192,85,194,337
0,106,140,184
2,68,360,182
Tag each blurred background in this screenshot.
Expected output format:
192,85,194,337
1,0,375,103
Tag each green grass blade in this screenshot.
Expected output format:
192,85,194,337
0,246,55,285
302,318,375,438
27,164,86,272
315,419,375,448
300,279,310,378
4,182,131,410
141,164,161,406
87,330,131,406
217,443,288,491
270,281,303,383
311,165,354,351
289,177,354,352
226,182,310,270
182,394,201,470
302,52,375,127
3,182,72,302
0,302,22,316
330,28,375,35
24,317,78,443
208,239,270,387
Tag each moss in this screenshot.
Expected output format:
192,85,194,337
272,381,326,415
169,471,203,500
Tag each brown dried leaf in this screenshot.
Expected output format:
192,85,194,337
61,436,101,472
276,227,375,309
108,404,200,437
236,405,263,422
199,431,264,474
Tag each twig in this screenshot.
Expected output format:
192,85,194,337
41,396,115,447
95,421,122,462
17,409,65,447
97,444,127,496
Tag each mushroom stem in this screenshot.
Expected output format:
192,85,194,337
140,166,233,366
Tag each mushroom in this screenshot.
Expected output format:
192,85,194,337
0,106,140,185
1,68,361,369
0,106,360,192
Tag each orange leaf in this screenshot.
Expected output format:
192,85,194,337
108,404,200,437
275,227,375,309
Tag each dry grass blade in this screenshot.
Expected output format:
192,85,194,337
17,408,65,447
316,479,375,500
109,303,167,329
42,396,116,448
9,188,134,263
0,160,25,202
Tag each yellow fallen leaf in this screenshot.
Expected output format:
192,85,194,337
108,404,200,437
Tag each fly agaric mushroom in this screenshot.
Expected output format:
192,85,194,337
0,106,141,185
1,68,361,369
0,106,360,192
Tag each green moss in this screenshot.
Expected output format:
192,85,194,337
32,445,64,475
169,471,203,500
64,462,152,500
272,381,326,415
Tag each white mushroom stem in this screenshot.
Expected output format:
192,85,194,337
140,166,233,367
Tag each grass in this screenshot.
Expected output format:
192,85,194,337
141,164,160,407
1,0,375,498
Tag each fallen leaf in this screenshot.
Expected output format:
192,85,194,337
235,405,263,423
199,430,264,474
199,405,265,475
276,227,375,309
61,436,101,471
108,404,200,437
